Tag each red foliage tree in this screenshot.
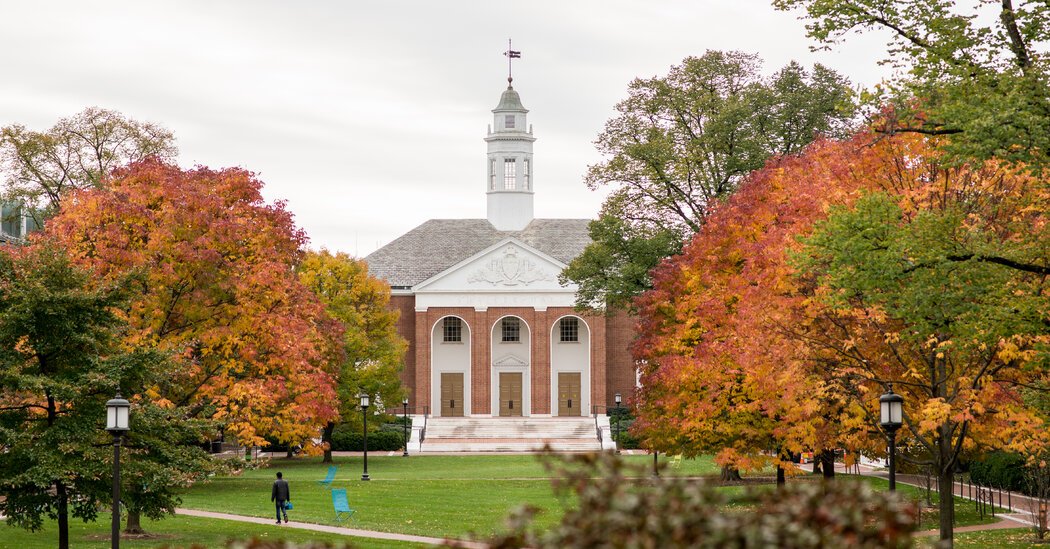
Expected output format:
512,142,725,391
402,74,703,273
45,159,341,447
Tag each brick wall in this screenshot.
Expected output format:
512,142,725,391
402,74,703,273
393,301,639,417
604,308,639,407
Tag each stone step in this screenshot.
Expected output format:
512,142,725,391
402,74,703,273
419,417,603,453
421,439,602,452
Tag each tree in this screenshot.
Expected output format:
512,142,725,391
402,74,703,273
0,243,172,547
298,250,407,463
797,177,1049,543
633,134,891,479
564,51,856,310
634,129,1048,546
0,107,177,223
773,0,1050,170
46,158,341,455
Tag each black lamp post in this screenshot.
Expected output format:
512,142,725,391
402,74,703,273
614,393,622,455
360,393,371,481
402,397,410,457
880,385,904,491
106,394,130,549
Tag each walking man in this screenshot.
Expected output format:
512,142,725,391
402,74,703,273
271,471,291,524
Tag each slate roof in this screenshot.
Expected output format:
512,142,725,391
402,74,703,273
365,218,591,288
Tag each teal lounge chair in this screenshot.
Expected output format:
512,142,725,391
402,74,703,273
332,488,355,522
317,465,337,488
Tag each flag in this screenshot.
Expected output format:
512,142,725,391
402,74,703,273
505,50,521,58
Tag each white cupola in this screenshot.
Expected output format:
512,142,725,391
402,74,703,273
484,78,535,231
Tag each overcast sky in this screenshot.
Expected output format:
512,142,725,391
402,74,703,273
0,1,895,256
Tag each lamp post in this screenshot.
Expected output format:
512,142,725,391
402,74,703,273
360,393,371,481
879,385,904,491
402,397,410,457
614,393,622,455
106,394,130,549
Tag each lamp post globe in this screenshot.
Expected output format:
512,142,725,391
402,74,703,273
879,385,904,491
106,393,130,549
614,393,622,455
402,397,410,457
360,393,371,481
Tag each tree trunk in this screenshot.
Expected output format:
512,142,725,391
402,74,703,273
322,421,335,464
776,464,785,487
938,465,955,547
285,447,295,459
56,480,69,549
812,454,821,474
720,464,742,482
125,509,146,535
821,449,836,479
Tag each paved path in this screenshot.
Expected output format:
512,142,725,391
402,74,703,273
175,508,487,548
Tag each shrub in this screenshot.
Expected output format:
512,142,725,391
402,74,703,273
970,451,1026,492
330,425,404,452
479,452,918,548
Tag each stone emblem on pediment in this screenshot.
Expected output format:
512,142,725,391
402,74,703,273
468,246,553,286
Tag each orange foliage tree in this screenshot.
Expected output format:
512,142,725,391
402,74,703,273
45,159,341,448
634,129,1048,509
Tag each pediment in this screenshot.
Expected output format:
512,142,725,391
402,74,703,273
415,238,571,292
493,354,528,368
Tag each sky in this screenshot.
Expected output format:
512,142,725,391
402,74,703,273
0,1,895,256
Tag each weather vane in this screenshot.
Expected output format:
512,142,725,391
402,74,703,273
503,39,521,85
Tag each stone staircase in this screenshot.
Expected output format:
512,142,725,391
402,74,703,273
419,417,605,452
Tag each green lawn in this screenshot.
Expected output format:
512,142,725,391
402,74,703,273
925,528,1048,548
179,454,722,539
0,513,427,549
16,454,1017,548
854,476,1006,529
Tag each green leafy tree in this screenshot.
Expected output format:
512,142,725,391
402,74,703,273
0,243,151,547
0,107,177,223
773,0,1050,170
565,51,856,310
298,250,407,462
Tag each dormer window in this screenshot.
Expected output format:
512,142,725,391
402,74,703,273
504,159,516,190
505,115,515,129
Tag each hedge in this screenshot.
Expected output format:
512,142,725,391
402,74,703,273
331,425,405,451
969,451,1026,492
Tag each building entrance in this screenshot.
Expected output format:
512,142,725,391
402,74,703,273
498,372,523,417
440,372,464,417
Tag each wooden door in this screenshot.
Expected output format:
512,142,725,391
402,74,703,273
440,372,464,417
498,372,523,417
558,372,582,416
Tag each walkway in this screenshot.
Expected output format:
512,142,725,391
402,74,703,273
175,508,487,548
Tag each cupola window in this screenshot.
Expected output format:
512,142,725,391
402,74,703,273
504,159,516,190
490,159,497,190
505,115,515,129
523,159,530,190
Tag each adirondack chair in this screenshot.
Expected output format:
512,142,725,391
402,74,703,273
669,454,683,469
332,488,355,522
317,465,337,488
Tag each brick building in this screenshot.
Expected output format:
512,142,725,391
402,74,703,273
366,80,637,419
